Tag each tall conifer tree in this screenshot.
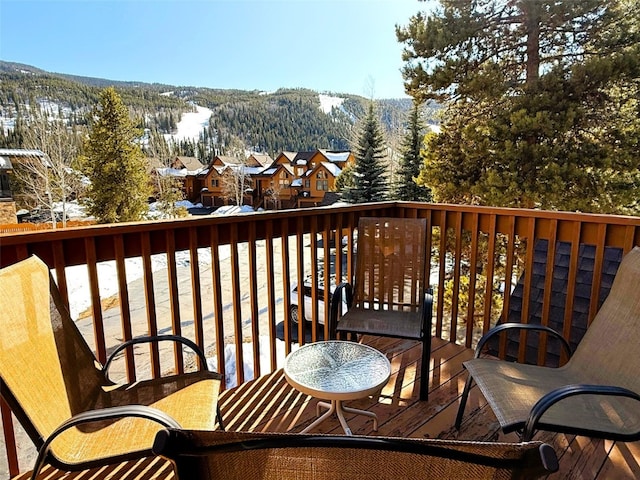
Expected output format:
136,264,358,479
398,0,640,213
83,87,151,223
395,100,431,201
343,103,387,203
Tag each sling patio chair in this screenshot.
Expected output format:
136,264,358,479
0,255,223,480
329,217,433,400
152,429,558,479
455,246,640,442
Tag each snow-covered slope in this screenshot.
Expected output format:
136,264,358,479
164,105,213,143
318,93,344,114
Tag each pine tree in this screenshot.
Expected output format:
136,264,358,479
82,87,151,223
343,103,388,203
395,100,432,201
399,0,640,213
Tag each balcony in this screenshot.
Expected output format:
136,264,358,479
1,201,640,479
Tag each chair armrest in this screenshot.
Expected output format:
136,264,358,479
103,334,210,378
473,323,572,360
329,282,353,340
30,405,181,480
522,384,640,441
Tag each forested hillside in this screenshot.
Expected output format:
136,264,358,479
0,61,435,158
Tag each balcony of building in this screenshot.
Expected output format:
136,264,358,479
1,201,639,479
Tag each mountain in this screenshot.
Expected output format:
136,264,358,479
0,61,438,158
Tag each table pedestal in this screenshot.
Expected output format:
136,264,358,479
301,399,378,436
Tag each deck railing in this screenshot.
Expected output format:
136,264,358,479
1,201,639,477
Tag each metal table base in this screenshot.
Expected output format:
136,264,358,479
301,399,379,436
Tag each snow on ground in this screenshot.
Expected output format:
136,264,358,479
62,248,217,319
318,93,344,114
164,105,213,143
219,337,298,389
52,200,87,218
212,205,255,215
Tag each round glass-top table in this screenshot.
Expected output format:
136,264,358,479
284,340,391,435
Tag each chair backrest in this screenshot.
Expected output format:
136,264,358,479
0,256,107,446
353,217,427,313
568,246,640,393
153,429,558,480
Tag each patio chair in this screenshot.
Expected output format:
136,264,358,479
329,217,433,400
455,246,640,441
0,256,223,480
152,429,558,479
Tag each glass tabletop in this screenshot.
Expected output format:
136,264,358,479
284,340,391,396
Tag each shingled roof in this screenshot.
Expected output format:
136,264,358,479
488,239,623,366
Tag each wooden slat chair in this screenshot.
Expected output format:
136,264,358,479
0,256,223,479
456,246,640,441
152,429,559,479
329,217,433,400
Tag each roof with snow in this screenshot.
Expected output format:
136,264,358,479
245,166,266,175
0,148,48,158
279,151,297,162
0,148,50,170
290,179,303,187
216,155,243,165
156,167,188,177
319,150,351,163
293,151,315,162
320,162,342,177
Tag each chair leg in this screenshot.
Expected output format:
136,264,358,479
455,374,474,430
217,405,225,431
419,336,431,401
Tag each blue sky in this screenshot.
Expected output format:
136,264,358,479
0,0,431,99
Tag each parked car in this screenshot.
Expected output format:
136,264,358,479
289,282,346,325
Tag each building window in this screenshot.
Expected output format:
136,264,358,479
279,171,289,187
316,170,329,191
304,179,310,188
211,179,219,188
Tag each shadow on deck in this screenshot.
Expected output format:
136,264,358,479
13,336,640,479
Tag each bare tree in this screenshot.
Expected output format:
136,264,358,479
145,130,186,218
15,107,85,228
265,184,285,210
220,158,252,206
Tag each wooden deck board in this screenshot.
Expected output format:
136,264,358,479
14,336,640,479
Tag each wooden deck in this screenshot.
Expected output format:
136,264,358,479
13,336,640,479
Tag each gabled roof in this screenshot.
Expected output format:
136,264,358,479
274,151,297,165
215,155,243,166
0,148,50,170
320,161,342,177
248,153,274,167
305,161,342,179
293,151,315,163
318,150,352,163
173,156,204,171
318,191,343,206
145,157,164,173
281,164,295,175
